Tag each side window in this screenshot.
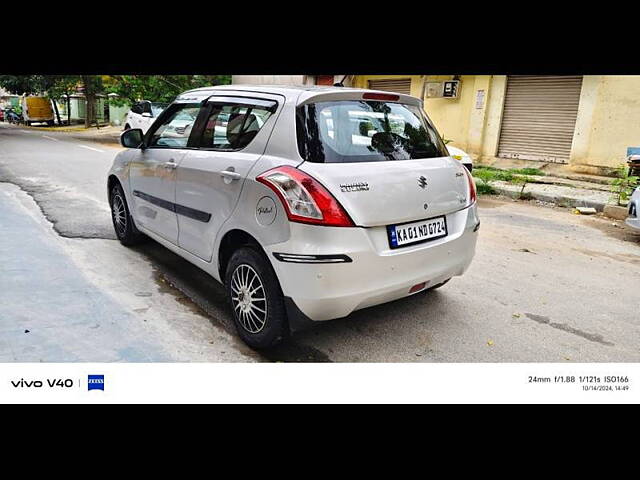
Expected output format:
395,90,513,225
148,103,201,149
200,101,276,150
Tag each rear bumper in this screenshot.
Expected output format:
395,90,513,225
265,205,479,322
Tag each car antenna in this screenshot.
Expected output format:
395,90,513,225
333,75,349,87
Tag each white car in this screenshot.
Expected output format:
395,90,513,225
447,145,473,172
124,101,168,133
108,85,479,349
626,186,640,230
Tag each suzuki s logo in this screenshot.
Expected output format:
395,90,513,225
88,374,104,391
418,176,428,189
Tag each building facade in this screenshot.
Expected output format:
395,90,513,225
353,75,640,175
0,87,19,108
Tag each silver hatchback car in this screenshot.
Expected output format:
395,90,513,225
108,85,479,349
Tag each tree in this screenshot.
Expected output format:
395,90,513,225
103,75,231,105
0,75,232,128
0,75,89,126
47,76,80,126
80,75,104,128
0,75,50,95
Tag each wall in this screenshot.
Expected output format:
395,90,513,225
108,100,130,126
423,75,476,152
352,75,491,155
569,76,640,171
478,75,640,173
351,75,424,98
283,74,640,173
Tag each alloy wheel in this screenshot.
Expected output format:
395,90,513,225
111,192,127,237
230,264,267,333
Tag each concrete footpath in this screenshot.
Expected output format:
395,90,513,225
19,124,122,146
475,157,632,220
0,182,174,361
0,182,257,362
472,171,634,223
477,178,613,210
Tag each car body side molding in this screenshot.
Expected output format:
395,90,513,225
132,190,212,223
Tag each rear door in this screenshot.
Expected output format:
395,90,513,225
174,95,281,261
296,95,470,227
128,102,202,244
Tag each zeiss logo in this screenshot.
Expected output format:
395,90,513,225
88,374,105,391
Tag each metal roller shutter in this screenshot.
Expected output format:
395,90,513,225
368,78,412,95
497,76,583,163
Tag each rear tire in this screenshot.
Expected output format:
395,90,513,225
225,247,288,349
109,182,145,246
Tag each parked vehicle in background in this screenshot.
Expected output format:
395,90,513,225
447,145,473,172
5,108,23,124
626,186,640,231
0,108,4,122
124,101,168,133
108,85,479,349
21,96,54,126
628,154,640,177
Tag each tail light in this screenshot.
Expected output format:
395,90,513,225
462,166,477,207
363,92,400,101
256,166,355,227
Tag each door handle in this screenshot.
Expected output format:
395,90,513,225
220,170,242,180
163,161,178,169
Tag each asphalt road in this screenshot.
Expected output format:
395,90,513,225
2,122,639,362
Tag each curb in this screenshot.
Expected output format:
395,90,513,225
602,205,629,221
68,134,120,146
483,183,607,212
482,183,630,222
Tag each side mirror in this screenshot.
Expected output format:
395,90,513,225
142,112,152,118
121,128,144,149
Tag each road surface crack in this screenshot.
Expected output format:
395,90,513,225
525,312,614,346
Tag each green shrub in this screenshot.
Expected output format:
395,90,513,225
509,168,545,176
474,167,514,182
610,164,639,206
476,183,496,195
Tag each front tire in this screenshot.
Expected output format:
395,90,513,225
109,182,145,246
225,247,288,349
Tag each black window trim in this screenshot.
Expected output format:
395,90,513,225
143,102,204,151
192,95,279,152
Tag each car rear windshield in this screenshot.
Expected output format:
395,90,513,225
296,100,448,163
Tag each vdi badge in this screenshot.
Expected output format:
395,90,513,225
88,374,105,391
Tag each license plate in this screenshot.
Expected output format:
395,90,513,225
387,215,448,249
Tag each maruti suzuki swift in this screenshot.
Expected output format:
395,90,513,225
108,85,480,349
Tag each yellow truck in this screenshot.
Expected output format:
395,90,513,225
21,96,54,126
